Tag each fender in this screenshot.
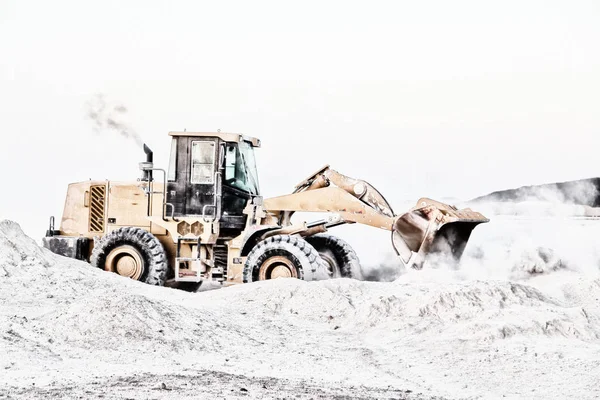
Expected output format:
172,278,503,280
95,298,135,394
238,225,281,256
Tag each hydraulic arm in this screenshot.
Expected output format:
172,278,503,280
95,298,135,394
263,166,489,269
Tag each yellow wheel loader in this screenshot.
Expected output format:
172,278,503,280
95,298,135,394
43,132,488,288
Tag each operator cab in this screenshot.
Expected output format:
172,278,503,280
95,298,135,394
166,132,261,235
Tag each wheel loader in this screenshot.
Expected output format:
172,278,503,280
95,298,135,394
42,131,489,288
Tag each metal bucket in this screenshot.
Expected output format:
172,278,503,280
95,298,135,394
392,198,489,269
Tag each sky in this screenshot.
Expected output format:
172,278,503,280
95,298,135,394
1,0,599,264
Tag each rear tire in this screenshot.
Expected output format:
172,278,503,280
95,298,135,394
90,227,168,286
243,235,329,283
305,234,363,280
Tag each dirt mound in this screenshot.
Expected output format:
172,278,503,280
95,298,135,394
2,220,600,399
210,278,600,343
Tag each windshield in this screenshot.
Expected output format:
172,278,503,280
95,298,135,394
224,141,260,195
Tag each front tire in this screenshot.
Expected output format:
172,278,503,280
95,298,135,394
90,227,168,286
243,235,329,283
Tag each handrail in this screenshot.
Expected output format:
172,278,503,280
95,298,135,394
142,167,179,222
202,171,222,223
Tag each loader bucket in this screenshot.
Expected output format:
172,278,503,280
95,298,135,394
391,198,489,269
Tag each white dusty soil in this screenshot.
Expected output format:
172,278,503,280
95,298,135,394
1,214,600,399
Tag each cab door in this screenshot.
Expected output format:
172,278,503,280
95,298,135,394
167,137,219,217
186,138,218,217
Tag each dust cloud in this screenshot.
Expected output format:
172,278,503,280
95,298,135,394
471,178,600,210
362,181,600,285
85,94,144,148
361,252,406,281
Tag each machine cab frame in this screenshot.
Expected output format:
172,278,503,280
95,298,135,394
166,132,261,234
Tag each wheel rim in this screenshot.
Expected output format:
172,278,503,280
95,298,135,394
258,256,298,280
105,245,145,280
319,252,337,278
317,249,341,278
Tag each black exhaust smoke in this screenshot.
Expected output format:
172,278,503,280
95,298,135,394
86,94,145,148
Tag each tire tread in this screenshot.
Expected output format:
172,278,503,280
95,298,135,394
90,227,168,286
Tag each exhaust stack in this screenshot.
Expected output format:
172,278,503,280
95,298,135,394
140,144,154,181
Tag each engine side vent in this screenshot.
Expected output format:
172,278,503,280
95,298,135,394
89,185,106,233
214,244,228,276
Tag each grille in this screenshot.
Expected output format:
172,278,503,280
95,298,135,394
89,185,106,233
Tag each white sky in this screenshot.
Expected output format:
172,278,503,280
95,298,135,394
1,0,599,264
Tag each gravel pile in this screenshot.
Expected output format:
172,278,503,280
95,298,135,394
1,219,600,399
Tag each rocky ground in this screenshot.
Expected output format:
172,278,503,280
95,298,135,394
1,216,599,399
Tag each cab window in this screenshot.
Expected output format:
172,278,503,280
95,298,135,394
167,138,177,181
223,142,260,195
190,141,215,184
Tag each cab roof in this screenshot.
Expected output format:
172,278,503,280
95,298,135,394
169,131,261,148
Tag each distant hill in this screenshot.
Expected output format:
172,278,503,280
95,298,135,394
471,177,600,207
